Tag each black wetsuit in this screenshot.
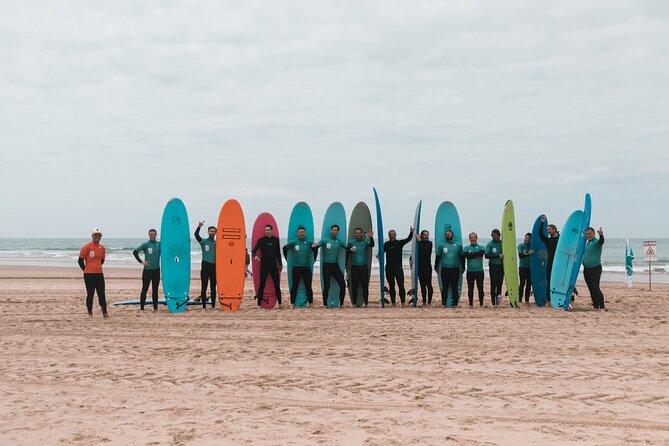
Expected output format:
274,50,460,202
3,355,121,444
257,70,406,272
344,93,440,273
383,231,414,305
417,240,433,305
539,221,559,302
518,250,532,303
252,235,283,306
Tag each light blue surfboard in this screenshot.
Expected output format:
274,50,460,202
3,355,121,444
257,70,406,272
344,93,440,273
160,198,191,313
565,193,592,310
287,202,315,308
530,214,548,307
409,201,422,307
550,209,584,310
320,202,347,307
435,201,463,307
373,188,385,308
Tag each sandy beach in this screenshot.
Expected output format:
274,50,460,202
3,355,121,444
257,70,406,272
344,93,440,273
1,265,667,445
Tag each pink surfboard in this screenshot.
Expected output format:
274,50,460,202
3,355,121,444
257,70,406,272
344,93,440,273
252,212,280,309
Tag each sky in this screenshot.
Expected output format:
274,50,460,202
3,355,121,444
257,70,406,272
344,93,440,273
1,0,667,238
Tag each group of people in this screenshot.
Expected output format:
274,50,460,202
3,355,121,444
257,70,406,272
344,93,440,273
77,218,606,315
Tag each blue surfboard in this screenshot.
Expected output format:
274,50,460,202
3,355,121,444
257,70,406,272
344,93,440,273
435,201,463,307
373,188,385,308
550,210,584,310
565,193,592,310
530,214,548,307
287,202,315,308
160,198,191,313
410,201,422,307
320,202,347,307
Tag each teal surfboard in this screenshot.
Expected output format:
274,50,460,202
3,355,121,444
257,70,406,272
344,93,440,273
160,198,191,313
320,202,347,307
346,202,373,307
530,214,548,307
567,193,592,309
112,299,201,307
550,210,584,310
501,200,519,308
435,201,462,307
287,202,315,308
373,188,385,308
409,201,422,307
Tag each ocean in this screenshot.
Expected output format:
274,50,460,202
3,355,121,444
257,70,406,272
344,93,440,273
0,237,666,283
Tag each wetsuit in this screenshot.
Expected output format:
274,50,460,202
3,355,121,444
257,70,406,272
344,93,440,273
346,236,375,306
252,235,283,306
517,242,532,303
133,240,161,310
464,243,485,306
583,235,605,309
78,242,107,316
195,227,216,308
417,239,433,305
316,237,347,306
485,240,504,305
435,239,464,307
538,221,559,303
283,239,317,305
383,231,414,305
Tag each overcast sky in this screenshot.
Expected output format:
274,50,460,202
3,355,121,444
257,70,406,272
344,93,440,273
1,1,667,238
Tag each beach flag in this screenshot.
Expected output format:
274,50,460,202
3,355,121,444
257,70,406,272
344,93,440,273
625,238,634,288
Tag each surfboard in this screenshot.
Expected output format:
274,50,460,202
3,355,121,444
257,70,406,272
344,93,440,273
216,199,246,312
160,198,191,313
112,299,201,307
409,201,422,307
320,202,347,307
287,202,315,308
565,193,592,310
373,188,386,308
252,213,280,309
530,214,548,307
501,200,519,308
434,201,462,307
550,209,585,310
346,202,373,307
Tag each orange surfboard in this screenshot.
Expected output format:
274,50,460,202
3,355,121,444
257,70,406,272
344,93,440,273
216,199,247,312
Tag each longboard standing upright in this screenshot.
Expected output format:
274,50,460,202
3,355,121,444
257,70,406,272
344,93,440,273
216,199,246,312
160,198,191,313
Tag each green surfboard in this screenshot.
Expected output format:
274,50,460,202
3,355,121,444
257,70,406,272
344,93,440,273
502,200,519,308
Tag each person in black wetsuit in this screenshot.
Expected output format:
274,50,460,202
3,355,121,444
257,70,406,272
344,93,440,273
195,221,217,308
538,216,559,303
415,230,433,306
383,227,414,307
132,228,161,311
252,224,283,307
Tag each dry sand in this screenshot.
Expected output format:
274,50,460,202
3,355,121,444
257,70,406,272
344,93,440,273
1,265,668,445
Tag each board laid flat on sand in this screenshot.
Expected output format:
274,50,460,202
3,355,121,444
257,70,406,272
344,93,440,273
502,200,519,308
252,212,280,309
216,199,246,312
160,198,191,313
435,201,462,307
346,202,373,307
530,214,548,307
320,202,347,307
287,202,315,308
409,201,422,306
373,188,386,307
